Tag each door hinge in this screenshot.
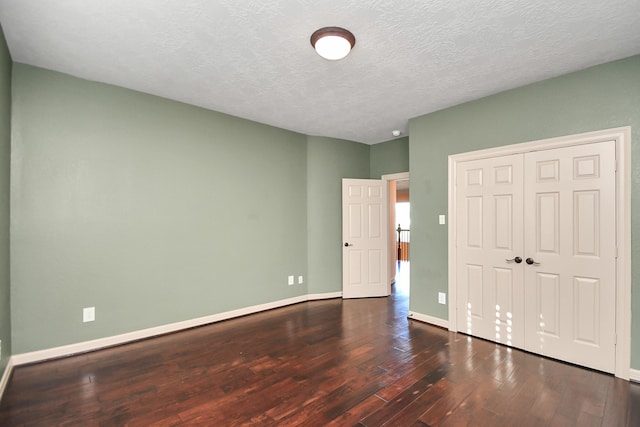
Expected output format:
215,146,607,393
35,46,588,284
614,334,617,345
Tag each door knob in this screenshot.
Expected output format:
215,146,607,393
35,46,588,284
526,258,540,265
344,243,352,247
506,257,522,264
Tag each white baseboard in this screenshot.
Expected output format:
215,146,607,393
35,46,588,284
307,291,342,300
408,311,449,329
0,357,14,401
630,369,640,383
12,292,340,366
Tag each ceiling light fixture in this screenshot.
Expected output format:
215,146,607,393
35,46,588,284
310,27,356,60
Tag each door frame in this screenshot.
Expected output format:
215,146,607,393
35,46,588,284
383,172,410,292
447,127,631,380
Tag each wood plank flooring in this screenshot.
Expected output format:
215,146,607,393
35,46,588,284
1,264,638,426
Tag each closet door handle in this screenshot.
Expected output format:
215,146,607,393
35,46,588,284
344,242,353,247
526,258,540,266
506,257,522,264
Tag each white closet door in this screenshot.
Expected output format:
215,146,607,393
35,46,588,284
523,141,616,373
456,154,525,348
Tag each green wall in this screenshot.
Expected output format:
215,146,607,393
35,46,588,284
11,64,314,353
0,27,11,375
307,136,370,294
5,46,637,373
370,136,409,178
306,134,408,294
408,55,640,368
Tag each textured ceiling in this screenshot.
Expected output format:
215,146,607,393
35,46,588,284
0,0,639,144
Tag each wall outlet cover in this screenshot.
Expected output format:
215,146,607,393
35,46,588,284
288,275,295,286
298,275,304,284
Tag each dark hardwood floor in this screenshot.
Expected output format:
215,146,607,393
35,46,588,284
1,263,639,426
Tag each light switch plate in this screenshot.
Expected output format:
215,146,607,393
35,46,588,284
438,292,446,305
83,307,95,322
439,215,446,225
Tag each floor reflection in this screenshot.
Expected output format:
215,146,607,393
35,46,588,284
393,261,410,297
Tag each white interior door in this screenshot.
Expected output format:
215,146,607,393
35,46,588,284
455,154,525,348
455,141,617,373
342,179,388,298
523,141,616,372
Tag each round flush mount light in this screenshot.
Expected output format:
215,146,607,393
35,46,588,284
310,27,356,60
392,130,402,137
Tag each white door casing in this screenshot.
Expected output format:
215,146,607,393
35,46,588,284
382,171,410,290
388,179,398,286
448,127,631,380
342,179,389,298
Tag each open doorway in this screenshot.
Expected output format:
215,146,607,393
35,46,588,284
395,181,410,263
382,172,410,294
394,179,410,296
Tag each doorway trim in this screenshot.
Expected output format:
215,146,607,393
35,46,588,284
383,172,410,293
447,126,631,380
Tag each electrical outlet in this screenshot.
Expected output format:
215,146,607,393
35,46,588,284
439,215,446,225
83,307,95,322
438,292,446,305
298,275,304,284
288,275,295,286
